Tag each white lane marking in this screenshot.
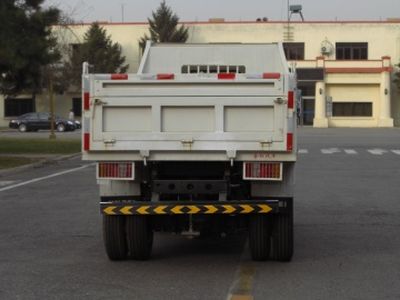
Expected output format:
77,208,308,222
0,164,94,193
0,181,17,187
344,149,358,155
298,149,308,154
321,148,341,154
367,149,388,155
391,150,400,155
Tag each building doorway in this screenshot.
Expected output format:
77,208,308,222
296,68,324,127
302,97,315,125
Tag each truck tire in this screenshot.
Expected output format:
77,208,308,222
271,201,293,262
249,215,272,261
103,215,128,260
126,215,153,260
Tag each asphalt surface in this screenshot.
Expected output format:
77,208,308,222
0,128,400,300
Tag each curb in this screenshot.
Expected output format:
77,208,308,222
0,153,81,177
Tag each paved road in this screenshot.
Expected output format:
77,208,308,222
0,128,400,300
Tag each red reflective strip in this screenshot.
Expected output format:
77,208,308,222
218,73,236,80
83,133,90,151
157,73,174,80
83,92,90,110
111,74,128,80
263,73,281,79
288,91,294,109
287,133,293,152
98,163,133,178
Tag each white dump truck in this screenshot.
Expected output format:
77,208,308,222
82,42,297,261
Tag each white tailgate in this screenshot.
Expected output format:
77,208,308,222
89,78,288,153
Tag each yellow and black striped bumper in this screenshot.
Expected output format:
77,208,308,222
100,201,278,215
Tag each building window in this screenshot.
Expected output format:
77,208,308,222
283,43,305,60
332,102,372,117
181,65,246,74
336,43,368,60
72,98,82,117
4,98,35,117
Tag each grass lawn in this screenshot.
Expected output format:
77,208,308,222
0,156,36,170
0,138,81,154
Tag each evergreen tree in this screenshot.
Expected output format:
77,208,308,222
0,0,60,95
67,23,129,88
139,1,188,51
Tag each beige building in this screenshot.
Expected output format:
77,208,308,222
1,20,399,127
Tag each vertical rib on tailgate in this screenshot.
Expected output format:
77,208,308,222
89,75,289,153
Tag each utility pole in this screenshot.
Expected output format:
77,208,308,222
121,3,126,23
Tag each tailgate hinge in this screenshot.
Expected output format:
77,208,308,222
103,139,116,145
274,97,286,105
260,139,273,149
181,139,194,150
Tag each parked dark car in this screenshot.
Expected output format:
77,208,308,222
9,112,76,132
74,120,81,129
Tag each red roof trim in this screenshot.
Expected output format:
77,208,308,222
325,68,391,74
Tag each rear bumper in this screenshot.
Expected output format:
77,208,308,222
100,200,284,215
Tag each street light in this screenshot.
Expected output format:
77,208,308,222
289,4,304,21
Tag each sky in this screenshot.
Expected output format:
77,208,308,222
45,0,400,23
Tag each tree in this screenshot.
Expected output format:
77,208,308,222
139,0,188,51
0,0,60,96
66,23,129,89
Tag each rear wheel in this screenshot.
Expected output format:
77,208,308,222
249,214,272,261
102,215,128,260
18,124,27,132
271,200,293,262
126,215,153,260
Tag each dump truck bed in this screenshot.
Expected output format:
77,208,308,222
82,43,296,162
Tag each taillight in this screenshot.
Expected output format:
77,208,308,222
111,74,128,80
263,72,281,79
157,73,175,80
97,162,135,180
243,162,282,181
218,73,236,80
